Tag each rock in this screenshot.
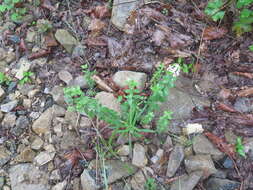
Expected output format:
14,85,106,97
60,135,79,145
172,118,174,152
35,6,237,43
52,181,67,190
79,117,92,128
193,135,224,160
163,135,173,150
50,86,65,106
72,44,86,58
16,116,29,129
23,98,32,109
222,156,234,169
32,107,53,135
184,123,204,135
234,97,253,113
55,29,78,54
3,186,10,190
95,92,121,113
184,155,217,177
112,71,147,91
117,145,130,156
156,76,210,120
1,100,18,112
68,75,88,89
50,169,61,181
2,113,16,128
170,171,203,190
105,160,138,183
15,147,36,162
130,170,145,190
9,163,49,190
52,105,66,117
18,84,36,96
31,136,44,150
15,57,32,80
80,169,100,190
59,131,80,150
0,146,11,167
34,150,55,166
166,145,184,177
151,149,164,164
26,29,36,43
64,110,78,126
132,143,147,168
111,0,138,31
58,70,73,85
0,177,4,189
212,169,227,179
0,86,5,99
205,178,240,190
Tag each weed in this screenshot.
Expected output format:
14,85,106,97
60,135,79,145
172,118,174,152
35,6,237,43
0,72,11,85
144,178,157,190
64,64,177,147
0,0,27,22
19,71,34,85
37,19,52,33
205,0,253,35
235,137,246,158
176,57,193,74
249,44,253,51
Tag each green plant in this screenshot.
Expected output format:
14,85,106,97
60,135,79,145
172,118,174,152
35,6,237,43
64,64,177,146
249,44,253,51
144,178,157,190
235,137,246,158
19,71,34,85
0,72,11,85
176,57,193,74
0,0,27,22
37,20,52,33
205,0,253,35
81,64,97,96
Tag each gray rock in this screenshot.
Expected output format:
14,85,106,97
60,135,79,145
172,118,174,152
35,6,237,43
34,150,55,166
52,181,67,190
68,75,88,89
58,70,73,85
95,92,121,113
25,29,36,43
234,97,253,113
163,135,173,150
55,29,78,54
105,160,138,183
15,147,36,163
64,110,78,127
52,104,66,117
130,170,145,190
59,131,81,150
72,44,86,58
30,136,44,150
80,169,99,190
9,163,49,190
32,107,53,135
212,169,227,179
50,86,66,106
132,143,147,168
15,57,32,80
0,146,11,167
111,0,138,31
170,171,203,190
1,100,18,112
156,76,210,120
193,135,224,160
151,148,164,164
184,155,217,177
0,177,4,189
0,86,5,99
50,169,61,181
16,116,29,129
222,156,234,169
205,178,240,190
117,145,130,156
112,71,147,91
166,145,184,177
2,113,16,128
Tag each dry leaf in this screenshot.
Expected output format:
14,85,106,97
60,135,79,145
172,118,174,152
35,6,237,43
88,19,106,33
237,87,253,97
203,27,228,40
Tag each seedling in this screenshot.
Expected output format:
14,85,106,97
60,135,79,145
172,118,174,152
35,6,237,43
0,72,11,85
235,137,246,158
249,44,253,51
19,71,34,85
145,178,157,190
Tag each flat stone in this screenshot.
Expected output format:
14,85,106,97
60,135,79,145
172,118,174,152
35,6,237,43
16,116,29,129
117,145,130,156
0,146,11,167
1,100,18,112
15,57,31,80
52,181,67,190
112,71,147,91
31,136,44,150
111,0,138,31
132,143,147,168
50,86,65,106
184,155,217,178
151,149,164,164
95,92,121,113
0,177,4,189
170,171,203,190
58,70,73,85
193,134,224,160
34,151,55,166
166,145,184,177
80,169,100,190
130,170,145,190
55,29,78,54
51,104,66,117
15,147,36,163
205,178,240,190
32,107,53,135
68,76,88,89
2,113,16,128
9,163,49,190
0,87,5,99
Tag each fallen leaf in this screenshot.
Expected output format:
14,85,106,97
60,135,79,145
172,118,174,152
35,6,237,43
93,5,110,19
216,102,238,113
92,75,114,92
88,18,106,33
85,37,107,46
237,87,253,97
203,27,228,40
232,72,253,79
140,8,167,22
28,48,51,60
44,33,58,47
218,88,232,99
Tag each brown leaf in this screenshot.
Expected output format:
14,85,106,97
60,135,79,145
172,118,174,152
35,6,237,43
216,102,238,113
237,87,253,97
28,48,51,60
218,88,231,99
41,0,56,11
44,33,58,47
85,37,107,46
140,8,167,22
93,5,110,19
203,27,228,40
92,75,114,92
232,72,253,79
88,18,106,33
204,132,236,159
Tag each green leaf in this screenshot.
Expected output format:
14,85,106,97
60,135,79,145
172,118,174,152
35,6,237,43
240,9,253,19
204,0,225,21
249,44,253,51
235,137,246,158
0,5,7,12
237,0,253,8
